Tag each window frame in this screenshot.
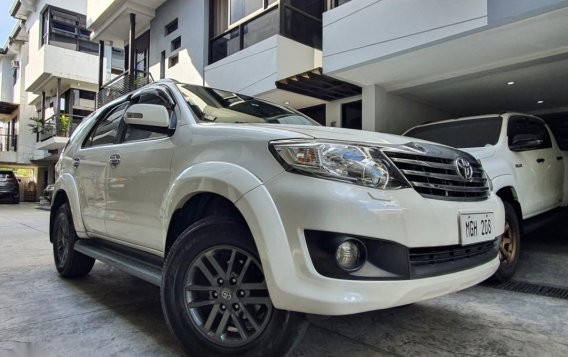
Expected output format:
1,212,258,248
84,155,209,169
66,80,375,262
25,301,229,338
39,6,98,55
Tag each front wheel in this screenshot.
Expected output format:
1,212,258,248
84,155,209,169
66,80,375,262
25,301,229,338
492,202,521,282
52,203,95,277
162,217,308,357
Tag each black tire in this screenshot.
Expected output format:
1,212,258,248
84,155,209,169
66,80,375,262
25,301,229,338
12,193,19,204
492,202,521,282
162,216,308,357
52,203,95,277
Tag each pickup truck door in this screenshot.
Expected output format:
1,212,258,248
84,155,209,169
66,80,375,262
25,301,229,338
75,102,128,235
104,88,175,251
507,116,561,217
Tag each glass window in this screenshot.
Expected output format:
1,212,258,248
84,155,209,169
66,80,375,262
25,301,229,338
230,0,263,24
507,117,552,149
286,0,325,19
282,7,322,49
171,36,182,51
177,83,319,126
85,103,128,148
165,18,178,36
210,28,240,63
405,117,503,148
41,6,98,55
243,8,278,48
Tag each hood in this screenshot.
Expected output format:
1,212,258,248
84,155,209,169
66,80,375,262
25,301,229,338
248,124,422,146
461,146,497,160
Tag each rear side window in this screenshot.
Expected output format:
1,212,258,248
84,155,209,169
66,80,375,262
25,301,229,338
84,103,128,148
404,117,503,148
507,117,552,149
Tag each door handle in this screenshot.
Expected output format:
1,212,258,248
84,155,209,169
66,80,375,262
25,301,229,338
72,157,80,168
536,158,545,163
109,154,121,168
557,156,563,161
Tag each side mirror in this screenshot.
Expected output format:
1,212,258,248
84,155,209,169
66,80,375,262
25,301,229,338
509,138,543,152
124,104,170,128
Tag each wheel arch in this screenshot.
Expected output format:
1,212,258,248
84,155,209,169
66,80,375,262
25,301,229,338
50,174,86,242
496,185,522,220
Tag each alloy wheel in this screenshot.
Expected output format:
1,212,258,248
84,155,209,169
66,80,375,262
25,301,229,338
55,216,71,267
499,221,517,266
183,245,273,347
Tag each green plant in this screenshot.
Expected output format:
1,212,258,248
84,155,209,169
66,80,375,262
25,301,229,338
28,117,43,134
59,114,70,136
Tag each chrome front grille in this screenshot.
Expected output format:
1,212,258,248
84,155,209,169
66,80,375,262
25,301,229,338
383,149,490,202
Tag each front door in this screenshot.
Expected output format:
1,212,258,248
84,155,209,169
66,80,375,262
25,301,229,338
105,87,175,251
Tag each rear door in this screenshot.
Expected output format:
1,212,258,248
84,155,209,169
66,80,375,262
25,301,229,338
104,87,176,251
75,102,128,235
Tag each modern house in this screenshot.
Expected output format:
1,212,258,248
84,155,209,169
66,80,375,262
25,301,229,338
87,0,568,135
5,0,118,195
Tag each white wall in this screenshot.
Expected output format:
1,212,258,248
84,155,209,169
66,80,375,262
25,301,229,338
363,85,450,135
148,0,207,85
323,0,488,74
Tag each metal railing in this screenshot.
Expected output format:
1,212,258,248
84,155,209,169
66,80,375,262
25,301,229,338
38,115,84,142
97,70,154,108
0,134,17,152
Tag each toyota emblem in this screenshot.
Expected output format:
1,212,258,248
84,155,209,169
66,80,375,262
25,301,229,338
455,157,473,182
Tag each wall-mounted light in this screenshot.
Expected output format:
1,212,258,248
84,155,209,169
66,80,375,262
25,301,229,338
507,81,515,85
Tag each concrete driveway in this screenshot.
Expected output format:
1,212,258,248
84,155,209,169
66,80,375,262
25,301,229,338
1,203,567,356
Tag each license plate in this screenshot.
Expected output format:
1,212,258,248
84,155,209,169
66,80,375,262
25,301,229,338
459,212,495,245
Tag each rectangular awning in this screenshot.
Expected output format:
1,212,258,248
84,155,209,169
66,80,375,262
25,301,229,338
276,68,361,101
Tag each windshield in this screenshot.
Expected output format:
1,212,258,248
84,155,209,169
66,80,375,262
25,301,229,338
177,84,320,126
404,117,503,148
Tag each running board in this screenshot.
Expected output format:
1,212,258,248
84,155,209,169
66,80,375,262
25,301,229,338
74,240,163,286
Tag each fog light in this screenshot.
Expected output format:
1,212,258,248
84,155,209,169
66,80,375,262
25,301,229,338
335,240,364,271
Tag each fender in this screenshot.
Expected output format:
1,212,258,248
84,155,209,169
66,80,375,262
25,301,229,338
162,161,276,245
491,174,518,199
54,173,88,237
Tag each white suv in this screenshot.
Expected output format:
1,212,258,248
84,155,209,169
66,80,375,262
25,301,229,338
50,80,504,356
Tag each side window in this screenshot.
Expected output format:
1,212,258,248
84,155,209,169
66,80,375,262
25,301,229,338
507,117,552,150
123,89,173,143
83,103,128,148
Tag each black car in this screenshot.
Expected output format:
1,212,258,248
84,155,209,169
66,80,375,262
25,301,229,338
0,170,20,204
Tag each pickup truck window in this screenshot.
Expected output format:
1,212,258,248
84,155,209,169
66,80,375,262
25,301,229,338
405,117,502,148
177,83,319,126
507,116,552,149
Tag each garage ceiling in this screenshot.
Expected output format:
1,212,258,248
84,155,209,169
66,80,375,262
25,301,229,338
398,55,568,117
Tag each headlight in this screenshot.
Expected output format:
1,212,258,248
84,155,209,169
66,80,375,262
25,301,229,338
270,140,409,189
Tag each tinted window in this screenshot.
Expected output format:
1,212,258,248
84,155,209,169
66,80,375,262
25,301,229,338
405,117,503,148
123,90,172,143
177,84,319,126
85,103,127,148
0,171,16,180
507,117,551,149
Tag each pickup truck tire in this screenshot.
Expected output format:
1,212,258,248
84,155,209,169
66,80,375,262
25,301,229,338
162,216,308,357
52,203,95,277
493,202,521,282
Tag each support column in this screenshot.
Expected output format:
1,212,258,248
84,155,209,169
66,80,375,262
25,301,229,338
129,13,136,75
98,40,105,89
55,78,61,118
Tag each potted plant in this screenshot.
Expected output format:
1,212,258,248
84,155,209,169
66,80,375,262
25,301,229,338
28,117,43,134
58,114,70,137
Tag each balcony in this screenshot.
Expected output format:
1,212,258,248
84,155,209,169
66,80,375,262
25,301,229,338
35,113,83,151
322,0,488,87
25,44,100,95
97,70,153,107
87,0,167,44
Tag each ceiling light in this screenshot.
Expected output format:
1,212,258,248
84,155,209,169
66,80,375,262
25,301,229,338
507,81,515,85
284,101,290,105
537,100,544,104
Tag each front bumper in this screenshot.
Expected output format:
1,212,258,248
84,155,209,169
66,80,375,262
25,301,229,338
237,172,504,315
